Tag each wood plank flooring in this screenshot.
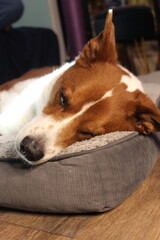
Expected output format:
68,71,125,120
0,157,160,240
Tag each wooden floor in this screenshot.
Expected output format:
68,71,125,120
0,157,160,240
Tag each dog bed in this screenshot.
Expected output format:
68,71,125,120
0,72,160,213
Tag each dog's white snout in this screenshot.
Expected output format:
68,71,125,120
15,114,66,165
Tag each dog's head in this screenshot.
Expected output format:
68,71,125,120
16,10,160,165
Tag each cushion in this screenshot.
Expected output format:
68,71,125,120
0,72,160,213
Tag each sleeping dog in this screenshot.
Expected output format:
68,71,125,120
0,10,160,165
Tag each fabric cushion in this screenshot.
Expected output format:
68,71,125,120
0,72,160,213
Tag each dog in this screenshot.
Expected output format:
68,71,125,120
0,10,160,165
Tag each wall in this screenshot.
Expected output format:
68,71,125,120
13,0,52,29
13,0,66,63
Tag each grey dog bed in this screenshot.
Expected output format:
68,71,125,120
0,72,160,213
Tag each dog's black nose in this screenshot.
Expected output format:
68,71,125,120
20,136,44,161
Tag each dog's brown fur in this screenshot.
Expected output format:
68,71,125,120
0,66,57,91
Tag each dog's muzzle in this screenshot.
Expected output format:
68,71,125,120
19,136,44,162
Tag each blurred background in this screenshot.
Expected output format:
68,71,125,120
1,0,160,84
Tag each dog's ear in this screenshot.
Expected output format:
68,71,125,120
128,93,160,134
76,9,117,67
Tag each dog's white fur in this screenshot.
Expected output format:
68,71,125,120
0,61,75,135
119,65,144,92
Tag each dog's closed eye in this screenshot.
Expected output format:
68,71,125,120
60,89,68,108
80,131,97,137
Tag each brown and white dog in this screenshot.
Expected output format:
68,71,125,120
0,10,160,165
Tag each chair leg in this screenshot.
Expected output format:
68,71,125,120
117,43,137,75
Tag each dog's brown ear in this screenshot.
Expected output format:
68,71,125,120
129,93,160,134
76,9,117,67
